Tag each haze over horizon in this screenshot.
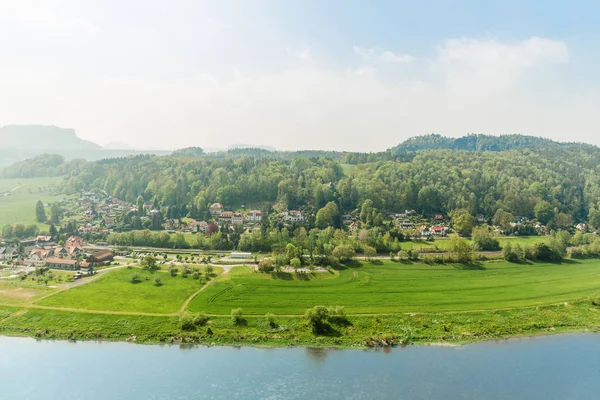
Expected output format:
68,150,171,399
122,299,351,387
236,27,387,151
2,1,600,151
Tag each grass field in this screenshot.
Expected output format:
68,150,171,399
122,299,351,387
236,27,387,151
36,267,214,314
188,259,600,315
0,177,65,228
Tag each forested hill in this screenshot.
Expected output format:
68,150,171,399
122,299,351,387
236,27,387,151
51,139,600,226
0,154,88,178
390,134,574,153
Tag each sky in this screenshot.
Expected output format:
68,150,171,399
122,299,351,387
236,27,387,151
1,0,600,152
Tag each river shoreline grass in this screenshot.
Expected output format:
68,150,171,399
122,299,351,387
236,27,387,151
1,301,599,349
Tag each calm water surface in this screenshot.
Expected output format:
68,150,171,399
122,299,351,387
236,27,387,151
1,334,599,400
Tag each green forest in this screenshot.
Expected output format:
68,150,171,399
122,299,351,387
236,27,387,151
19,133,598,226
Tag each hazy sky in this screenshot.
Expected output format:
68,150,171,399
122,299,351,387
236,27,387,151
1,0,600,151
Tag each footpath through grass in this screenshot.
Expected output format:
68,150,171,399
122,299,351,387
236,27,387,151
36,268,212,314
189,259,600,315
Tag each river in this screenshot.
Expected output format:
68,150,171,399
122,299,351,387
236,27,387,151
1,334,599,399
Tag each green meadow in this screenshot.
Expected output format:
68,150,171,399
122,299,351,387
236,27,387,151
0,176,65,228
36,268,214,314
399,236,550,251
188,259,600,315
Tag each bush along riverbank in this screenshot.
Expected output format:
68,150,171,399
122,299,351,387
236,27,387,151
1,300,600,349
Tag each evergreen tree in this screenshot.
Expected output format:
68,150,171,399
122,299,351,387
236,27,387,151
35,200,47,222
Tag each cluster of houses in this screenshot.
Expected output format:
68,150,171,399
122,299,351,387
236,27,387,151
77,191,135,234
341,209,450,237
0,235,114,271
196,203,306,230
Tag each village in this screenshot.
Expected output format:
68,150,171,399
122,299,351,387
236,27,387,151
1,186,575,277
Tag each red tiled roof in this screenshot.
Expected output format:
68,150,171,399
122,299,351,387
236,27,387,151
45,257,79,266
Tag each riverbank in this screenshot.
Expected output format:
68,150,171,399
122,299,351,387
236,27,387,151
1,300,599,349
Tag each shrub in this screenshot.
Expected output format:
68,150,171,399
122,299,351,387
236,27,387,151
154,277,162,286
304,305,329,334
532,243,562,261
130,273,141,283
194,313,210,327
569,246,590,259
179,314,195,331
265,313,277,328
592,295,600,307
231,308,244,325
290,257,302,269
258,259,275,273
327,306,348,324
472,226,500,251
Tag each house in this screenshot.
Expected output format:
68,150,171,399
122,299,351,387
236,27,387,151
419,226,431,237
55,246,82,259
209,203,223,217
0,247,15,261
477,214,486,223
45,257,80,270
89,249,114,266
30,248,54,260
191,220,208,233
66,236,87,247
232,212,245,226
283,210,304,223
247,210,262,222
348,222,358,233
218,211,233,223
434,214,444,221
400,219,414,229
20,238,37,247
575,223,588,231
405,209,417,216
164,219,180,231
35,235,52,244
431,226,448,237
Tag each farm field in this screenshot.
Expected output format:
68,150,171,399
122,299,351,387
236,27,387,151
0,176,65,228
188,259,600,315
36,267,216,314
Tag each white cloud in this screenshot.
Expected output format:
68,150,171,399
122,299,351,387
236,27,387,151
287,45,312,62
437,36,569,68
0,1,99,33
1,34,597,152
433,36,570,99
353,46,414,64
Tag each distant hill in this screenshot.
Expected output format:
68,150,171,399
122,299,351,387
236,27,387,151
171,147,205,157
0,125,170,169
228,144,277,152
0,125,101,151
390,134,569,153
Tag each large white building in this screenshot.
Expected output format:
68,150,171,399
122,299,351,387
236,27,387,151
247,210,262,222
284,210,304,223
